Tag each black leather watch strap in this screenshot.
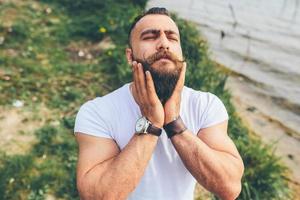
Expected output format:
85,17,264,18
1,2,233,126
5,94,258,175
146,124,162,136
163,116,187,138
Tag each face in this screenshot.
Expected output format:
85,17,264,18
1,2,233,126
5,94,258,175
127,14,185,104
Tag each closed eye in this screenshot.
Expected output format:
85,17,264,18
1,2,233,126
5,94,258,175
168,37,178,41
142,34,158,40
143,36,156,40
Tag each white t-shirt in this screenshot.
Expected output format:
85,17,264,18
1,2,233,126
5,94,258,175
74,83,229,200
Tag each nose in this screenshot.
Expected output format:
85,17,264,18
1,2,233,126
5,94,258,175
156,34,169,51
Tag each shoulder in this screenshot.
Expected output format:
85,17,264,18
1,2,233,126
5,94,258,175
74,83,130,137
80,83,130,112
182,86,228,129
182,86,220,105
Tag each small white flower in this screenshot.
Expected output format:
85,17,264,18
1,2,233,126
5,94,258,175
9,178,15,184
42,154,47,159
78,50,85,57
45,8,52,14
13,100,24,108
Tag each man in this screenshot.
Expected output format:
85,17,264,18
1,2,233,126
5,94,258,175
74,7,244,200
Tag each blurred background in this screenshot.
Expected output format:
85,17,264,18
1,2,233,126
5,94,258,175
0,0,299,199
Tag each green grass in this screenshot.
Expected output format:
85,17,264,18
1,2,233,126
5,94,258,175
0,0,292,199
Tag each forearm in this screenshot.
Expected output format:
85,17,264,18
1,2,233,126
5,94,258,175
81,134,158,200
171,130,243,200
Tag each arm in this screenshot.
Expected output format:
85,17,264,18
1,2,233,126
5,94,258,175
170,121,244,200
163,64,243,199
76,61,165,199
76,132,158,200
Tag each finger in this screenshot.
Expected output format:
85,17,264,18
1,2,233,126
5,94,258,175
173,62,186,94
132,62,141,97
131,61,137,83
131,61,137,70
145,71,160,103
136,63,148,99
131,82,142,106
132,63,143,105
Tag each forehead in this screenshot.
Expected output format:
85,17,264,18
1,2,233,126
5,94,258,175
133,14,179,36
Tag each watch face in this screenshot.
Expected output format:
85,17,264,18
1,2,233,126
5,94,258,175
135,117,147,133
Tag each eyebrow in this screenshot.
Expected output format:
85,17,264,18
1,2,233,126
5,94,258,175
140,29,179,38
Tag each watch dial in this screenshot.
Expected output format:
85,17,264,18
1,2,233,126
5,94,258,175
136,117,146,132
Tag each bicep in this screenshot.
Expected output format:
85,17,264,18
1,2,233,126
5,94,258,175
197,121,241,159
75,132,120,180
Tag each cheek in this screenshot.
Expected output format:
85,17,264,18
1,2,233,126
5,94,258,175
133,43,156,59
173,46,183,59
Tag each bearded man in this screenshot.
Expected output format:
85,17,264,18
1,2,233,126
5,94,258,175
74,7,244,200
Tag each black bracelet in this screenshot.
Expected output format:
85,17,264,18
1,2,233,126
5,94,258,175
163,116,187,138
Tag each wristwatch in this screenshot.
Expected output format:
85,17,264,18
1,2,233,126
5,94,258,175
135,117,162,136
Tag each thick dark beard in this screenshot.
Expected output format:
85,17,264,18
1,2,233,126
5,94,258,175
133,50,184,105
142,61,180,105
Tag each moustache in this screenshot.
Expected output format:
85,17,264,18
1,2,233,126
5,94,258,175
143,50,185,67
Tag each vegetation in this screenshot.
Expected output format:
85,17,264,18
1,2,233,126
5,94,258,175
0,0,292,199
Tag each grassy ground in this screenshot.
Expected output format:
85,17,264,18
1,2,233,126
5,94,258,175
0,0,293,199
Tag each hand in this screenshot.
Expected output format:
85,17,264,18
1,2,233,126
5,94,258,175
132,61,164,128
164,62,186,124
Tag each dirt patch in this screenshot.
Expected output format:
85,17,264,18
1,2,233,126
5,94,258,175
0,105,52,155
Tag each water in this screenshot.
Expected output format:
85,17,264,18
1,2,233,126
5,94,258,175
147,0,300,133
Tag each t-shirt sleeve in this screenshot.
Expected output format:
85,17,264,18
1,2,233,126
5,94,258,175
74,100,113,139
200,93,229,129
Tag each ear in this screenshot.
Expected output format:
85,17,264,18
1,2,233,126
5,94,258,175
126,48,133,65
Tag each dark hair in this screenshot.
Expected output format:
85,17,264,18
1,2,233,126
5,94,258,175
128,7,171,47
